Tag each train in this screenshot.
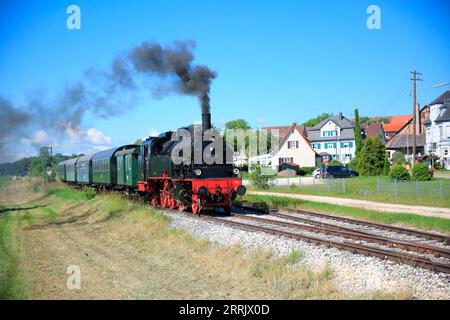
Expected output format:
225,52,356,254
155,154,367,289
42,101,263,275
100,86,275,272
58,113,246,214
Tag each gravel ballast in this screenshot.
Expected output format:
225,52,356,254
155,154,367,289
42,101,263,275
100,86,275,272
164,210,450,299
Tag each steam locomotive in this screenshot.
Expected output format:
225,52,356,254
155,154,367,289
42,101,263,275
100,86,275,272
58,112,246,214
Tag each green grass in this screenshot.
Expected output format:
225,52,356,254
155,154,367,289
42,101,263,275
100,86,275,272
0,176,12,189
0,214,28,299
258,176,450,208
44,186,84,202
241,194,450,234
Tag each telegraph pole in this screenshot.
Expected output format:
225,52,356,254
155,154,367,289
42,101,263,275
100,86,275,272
411,70,422,166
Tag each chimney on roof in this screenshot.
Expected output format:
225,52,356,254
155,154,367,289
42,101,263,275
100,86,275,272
339,112,343,120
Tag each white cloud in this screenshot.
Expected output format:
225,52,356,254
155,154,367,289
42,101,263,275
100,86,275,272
149,128,159,137
85,128,112,145
93,145,111,151
256,118,267,124
20,130,49,145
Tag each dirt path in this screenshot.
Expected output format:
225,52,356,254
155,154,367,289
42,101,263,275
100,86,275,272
248,191,450,219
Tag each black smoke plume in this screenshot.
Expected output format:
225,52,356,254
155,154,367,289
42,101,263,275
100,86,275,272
0,40,216,161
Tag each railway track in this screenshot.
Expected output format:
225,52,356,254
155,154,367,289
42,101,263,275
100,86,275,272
232,203,450,244
233,213,450,259
198,213,450,274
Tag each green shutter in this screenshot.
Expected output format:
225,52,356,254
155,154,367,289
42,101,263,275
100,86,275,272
324,143,328,148
349,141,353,148
318,143,321,149
333,143,336,148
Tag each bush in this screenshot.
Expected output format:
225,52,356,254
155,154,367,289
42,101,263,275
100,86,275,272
412,163,432,181
389,165,410,181
298,166,316,176
328,160,342,166
348,157,359,172
358,137,387,176
248,164,275,189
82,187,96,200
392,151,406,165
434,161,442,170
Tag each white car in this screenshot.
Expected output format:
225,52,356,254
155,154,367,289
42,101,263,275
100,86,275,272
312,168,321,179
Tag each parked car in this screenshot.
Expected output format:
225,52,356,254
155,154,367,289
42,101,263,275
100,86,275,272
312,168,321,179
320,165,358,179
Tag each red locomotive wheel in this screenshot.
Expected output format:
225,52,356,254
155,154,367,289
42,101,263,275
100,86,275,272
178,202,186,212
150,196,159,206
191,195,201,215
160,193,168,208
168,197,176,210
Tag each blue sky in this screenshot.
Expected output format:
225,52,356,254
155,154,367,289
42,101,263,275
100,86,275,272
1,0,449,161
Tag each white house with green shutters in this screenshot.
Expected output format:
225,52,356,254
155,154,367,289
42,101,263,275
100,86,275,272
306,113,356,164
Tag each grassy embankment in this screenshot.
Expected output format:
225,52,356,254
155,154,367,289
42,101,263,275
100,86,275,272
239,194,450,234
249,176,450,208
0,179,412,299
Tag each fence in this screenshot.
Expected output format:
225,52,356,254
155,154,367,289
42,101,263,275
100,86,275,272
267,177,450,201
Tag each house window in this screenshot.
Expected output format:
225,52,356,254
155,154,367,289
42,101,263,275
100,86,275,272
325,143,336,149
446,126,450,138
312,143,321,149
439,126,443,138
288,141,299,149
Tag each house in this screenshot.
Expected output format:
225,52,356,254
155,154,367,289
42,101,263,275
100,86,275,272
306,113,356,164
270,124,320,170
385,105,430,160
361,122,386,144
379,115,412,140
424,90,450,169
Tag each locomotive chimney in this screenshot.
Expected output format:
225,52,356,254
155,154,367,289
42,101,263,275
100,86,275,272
202,113,211,133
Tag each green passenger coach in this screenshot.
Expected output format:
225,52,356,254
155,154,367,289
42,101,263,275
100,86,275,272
58,160,67,182
76,154,94,184
65,157,80,183
115,146,140,188
92,145,138,185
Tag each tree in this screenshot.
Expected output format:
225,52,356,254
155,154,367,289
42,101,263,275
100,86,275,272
224,119,251,155
248,163,275,189
134,138,143,145
392,151,406,165
354,108,362,156
357,136,387,176
303,113,331,127
225,119,251,131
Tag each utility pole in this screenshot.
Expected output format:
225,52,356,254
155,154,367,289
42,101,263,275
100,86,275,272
411,70,422,166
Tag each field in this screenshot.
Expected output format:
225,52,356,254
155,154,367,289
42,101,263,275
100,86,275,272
257,176,450,208
0,178,418,299
0,178,364,300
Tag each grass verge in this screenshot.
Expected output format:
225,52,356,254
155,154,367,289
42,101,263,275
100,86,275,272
240,194,450,234
256,176,450,208
0,214,27,299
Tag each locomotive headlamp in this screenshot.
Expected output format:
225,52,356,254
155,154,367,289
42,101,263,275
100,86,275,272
236,185,246,196
232,167,240,175
194,169,202,176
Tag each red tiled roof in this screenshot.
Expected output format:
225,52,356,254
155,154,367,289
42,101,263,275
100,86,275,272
368,115,412,133
364,123,384,138
262,125,300,139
